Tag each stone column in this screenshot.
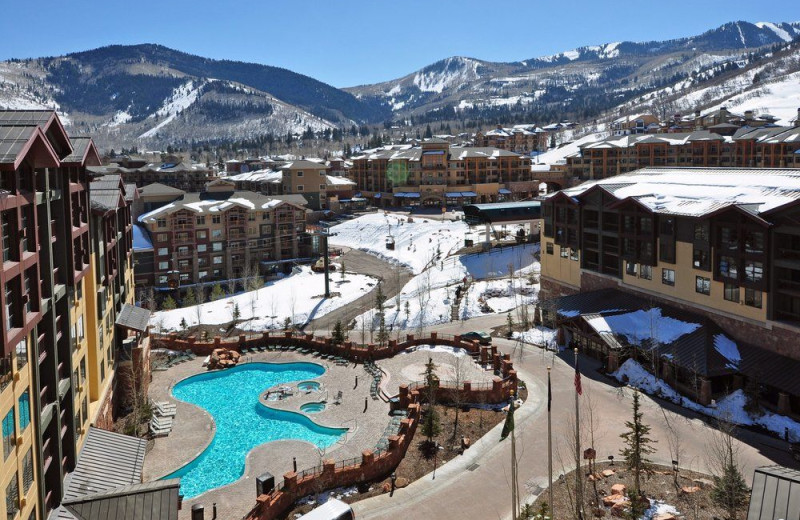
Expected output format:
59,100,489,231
778,392,791,415
607,351,619,373
698,378,712,406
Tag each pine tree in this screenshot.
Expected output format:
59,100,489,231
619,390,657,517
374,283,389,346
331,320,346,345
420,357,441,442
183,286,197,306
210,283,225,301
179,317,188,330
232,303,241,321
162,295,177,311
424,124,433,139
710,421,749,520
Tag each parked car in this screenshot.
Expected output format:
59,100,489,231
461,331,492,345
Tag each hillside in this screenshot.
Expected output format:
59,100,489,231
346,21,800,125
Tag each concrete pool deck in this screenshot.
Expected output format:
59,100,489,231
145,347,491,520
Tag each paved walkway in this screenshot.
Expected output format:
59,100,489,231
352,326,795,520
145,350,392,520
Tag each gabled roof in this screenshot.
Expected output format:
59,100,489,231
0,125,60,169
138,183,186,198
63,137,102,166
280,159,328,170
0,109,73,158
137,191,306,222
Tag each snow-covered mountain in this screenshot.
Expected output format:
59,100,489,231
346,21,800,121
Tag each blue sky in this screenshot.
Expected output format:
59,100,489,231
2,1,799,87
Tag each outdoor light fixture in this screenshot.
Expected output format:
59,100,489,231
608,455,614,466
390,472,397,497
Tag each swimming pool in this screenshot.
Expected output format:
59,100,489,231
164,362,346,498
300,402,326,414
298,380,321,392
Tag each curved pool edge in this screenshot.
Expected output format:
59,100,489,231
158,360,345,497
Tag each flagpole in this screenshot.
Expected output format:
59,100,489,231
548,366,553,519
574,347,582,520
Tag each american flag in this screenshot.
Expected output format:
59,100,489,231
574,357,582,396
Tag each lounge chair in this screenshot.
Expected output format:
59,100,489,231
333,391,343,405
154,402,177,417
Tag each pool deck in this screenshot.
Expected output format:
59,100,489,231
145,347,494,520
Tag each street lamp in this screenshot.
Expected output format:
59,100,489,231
608,455,614,466
390,472,397,497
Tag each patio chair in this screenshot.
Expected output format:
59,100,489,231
333,391,343,405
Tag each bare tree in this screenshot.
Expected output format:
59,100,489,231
448,355,468,443
194,284,205,329
706,417,749,520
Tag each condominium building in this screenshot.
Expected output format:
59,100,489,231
567,113,800,181
0,110,155,520
350,139,536,206
540,167,800,358
474,125,549,154
91,160,218,192
137,179,309,289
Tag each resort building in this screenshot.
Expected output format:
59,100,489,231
540,167,800,413
0,110,153,520
136,180,310,289
350,139,536,207
474,125,549,154
567,112,800,181
91,159,218,192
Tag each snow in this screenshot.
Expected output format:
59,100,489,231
612,359,800,442
413,57,481,94
139,80,204,138
533,132,607,167
513,326,557,347
401,344,470,357
562,50,580,61
756,21,793,42
150,266,377,330
328,211,468,274
585,308,701,346
713,334,741,369
107,110,132,127
641,501,679,520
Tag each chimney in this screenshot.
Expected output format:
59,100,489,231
720,106,728,122
744,110,753,121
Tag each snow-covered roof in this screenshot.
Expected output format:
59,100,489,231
137,191,303,223
225,168,283,184
552,166,800,217
325,175,355,186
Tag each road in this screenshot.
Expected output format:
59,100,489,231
305,247,413,331
351,316,794,520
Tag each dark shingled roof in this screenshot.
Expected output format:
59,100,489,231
124,183,138,202
62,137,92,164
63,480,180,520
116,304,151,333
0,109,54,128
139,182,185,198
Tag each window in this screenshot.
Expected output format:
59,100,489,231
156,233,168,242
720,226,738,249
248,213,256,221
745,288,762,308
560,246,569,258
212,215,221,224
197,244,207,253
745,261,763,282
262,212,269,220
5,282,14,331
212,242,222,252
158,261,169,270
296,171,304,177
693,249,710,270
17,391,30,433
2,212,13,262
180,273,189,281
80,358,86,383
745,231,764,253
570,248,579,261
23,271,32,314
213,269,222,277
319,184,326,191
212,229,222,238
546,243,553,255
662,268,675,286
640,265,652,280
213,256,223,264
659,239,675,263
695,276,711,295
724,283,739,302
2,408,14,459
719,256,738,278
6,473,19,520
77,280,82,300
158,247,168,256
626,262,637,276
177,246,189,256
15,340,26,370
197,230,207,239
22,449,33,493
196,216,206,225
296,185,304,192
156,218,167,228
199,271,208,279
74,412,82,441
158,275,168,284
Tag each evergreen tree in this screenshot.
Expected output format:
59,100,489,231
374,283,388,346
162,295,177,311
183,286,197,306
179,317,188,330
232,303,241,321
331,320,346,345
424,124,433,139
420,357,441,442
619,390,657,517
210,283,225,301
710,421,749,520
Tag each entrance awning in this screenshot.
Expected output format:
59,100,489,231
498,188,512,195
394,192,421,198
461,191,478,197
445,192,463,197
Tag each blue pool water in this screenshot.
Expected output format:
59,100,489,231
164,362,345,498
300,402,326,413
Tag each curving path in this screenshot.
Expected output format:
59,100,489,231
351,320,794,520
